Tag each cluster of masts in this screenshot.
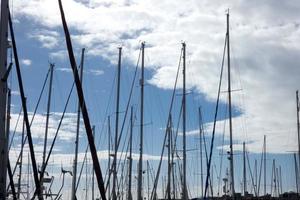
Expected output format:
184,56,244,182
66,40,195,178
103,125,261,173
1,1,300,200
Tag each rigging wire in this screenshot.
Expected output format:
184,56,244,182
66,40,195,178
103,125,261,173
216,97,228,196
8,9,43,199
58,1,107,199
75,145,88,193
105,46,142,191
7,65,51,191
105,110,131,192
204,34,227,199
246,147,258,196
96,69,116,150
8,66,50,184
257,140,265,195
151,47,183,200
33,82,75,199
8,107,22,150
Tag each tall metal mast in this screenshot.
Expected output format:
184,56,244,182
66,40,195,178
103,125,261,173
127,106,133,200
137,42,145,200
18,119,25,199
276,167,280,196
86,157,88,200
71,48,85,200
226,12,235,198
42,63,54,171
0,0,9,198
9,9,43,199
167,114,172,200
92,161,95,200
182,42,187,200
108,116,111,200
6,89,12,197
296,90,300,193
198,107,204,199
120,162,125,200
92,125,95,200
112,47,122,200
243,142,246,196
254,159,259,193
147,161,150,200
58,1,107,193
170,116,176,200
279,166,282,194
271,159,276,197
107,115,111,200
294,153,299,195
27,153,30,200
264,135,266,196
254,159,257,194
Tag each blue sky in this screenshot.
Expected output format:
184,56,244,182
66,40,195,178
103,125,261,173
6,0,300,199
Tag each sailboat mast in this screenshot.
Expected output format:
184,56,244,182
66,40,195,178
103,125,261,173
18,119,25,199
27,153,30,200
279,166,282,194
108,115,111,200
92,125,95,200
182,42,187,200
137,42,145,200
0,0,9,196
41,62,54,197
272,160,276,196
120,164,124,200
198,107,204,199
264,135,266,196
276,167,280,196
167,114,172,200
171,116,176,200
86,157,88,200
243,142,246,196
147,161,150,200
226,12,235,198
296,90,300,192
92,162,95,200
294,153,299,195
113,47,122,200
6,90,12,197
127,106,133,200
71,48,85,200
9,9,42,199
43,63,54,166
254,159,257,194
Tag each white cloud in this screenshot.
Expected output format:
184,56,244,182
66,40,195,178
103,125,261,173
56,67,104,76
21,59,32,66
204,116,296,154
10,0,300,156
49,50,68,60
86,69,104,76
28,29,60,49
10,112,81,141
56,67,73,73
9,148,166,168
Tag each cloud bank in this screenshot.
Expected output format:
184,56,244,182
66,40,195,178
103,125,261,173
11,0,300,154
